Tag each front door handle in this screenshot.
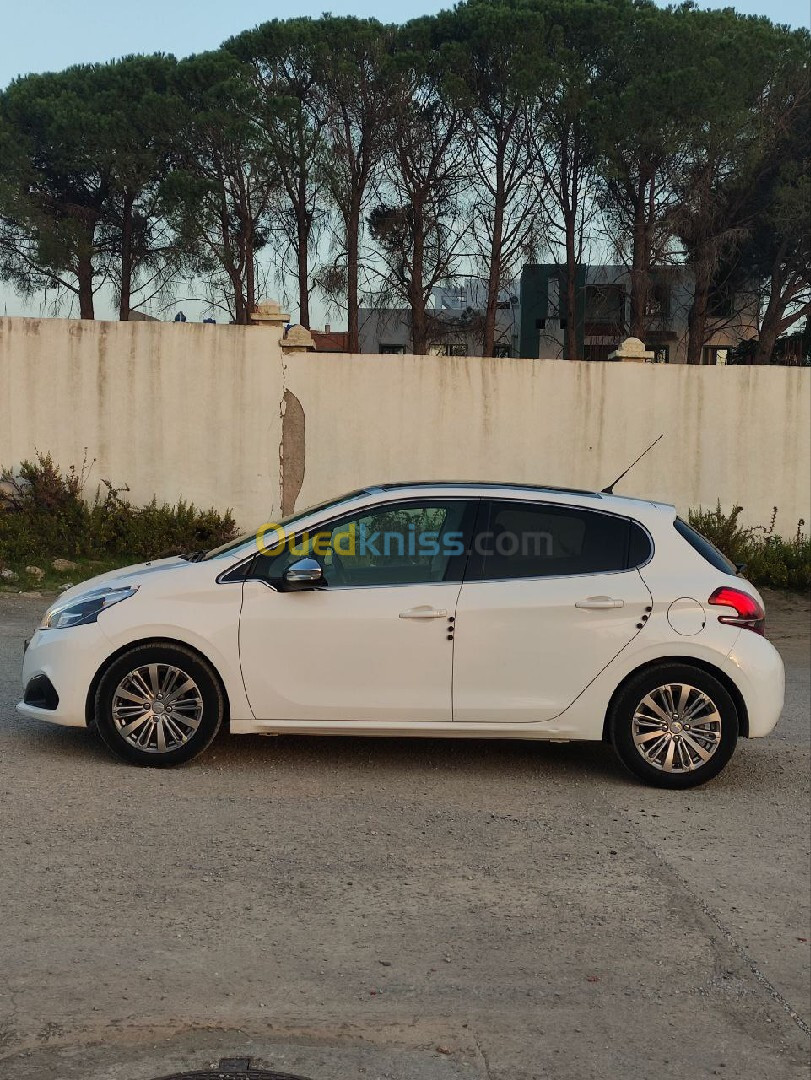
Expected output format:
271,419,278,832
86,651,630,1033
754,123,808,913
575,596,625,610
399,606,449,619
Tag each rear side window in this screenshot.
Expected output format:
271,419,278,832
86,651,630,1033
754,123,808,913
674,518,737,574
468,501,651,581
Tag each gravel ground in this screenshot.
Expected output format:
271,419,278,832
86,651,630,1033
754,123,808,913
0,588,808,1080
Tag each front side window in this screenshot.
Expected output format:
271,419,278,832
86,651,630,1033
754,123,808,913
467,501,650,581
252,500,476,588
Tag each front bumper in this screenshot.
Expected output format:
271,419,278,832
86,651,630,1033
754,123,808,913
17,623,112,728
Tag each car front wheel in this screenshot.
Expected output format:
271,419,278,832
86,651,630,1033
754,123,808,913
93,642,224,767
609,663,739,789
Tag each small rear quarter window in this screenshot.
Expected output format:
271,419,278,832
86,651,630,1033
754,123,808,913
628,521,653,569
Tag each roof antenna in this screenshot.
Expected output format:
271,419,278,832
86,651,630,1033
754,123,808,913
601,434,664,494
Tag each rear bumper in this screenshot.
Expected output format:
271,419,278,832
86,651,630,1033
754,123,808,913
726,630,785,738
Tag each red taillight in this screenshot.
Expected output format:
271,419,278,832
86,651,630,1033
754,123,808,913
708,586,766,636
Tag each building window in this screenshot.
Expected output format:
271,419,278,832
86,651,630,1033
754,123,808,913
584,342,614,362
708,289,735,318
429,343,467,356
379,343,405,355
585,284,625,325
646,281,671,318
702,346,729,366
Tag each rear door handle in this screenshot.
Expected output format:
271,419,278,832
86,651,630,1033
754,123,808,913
399,606,449,619
575,596,625,610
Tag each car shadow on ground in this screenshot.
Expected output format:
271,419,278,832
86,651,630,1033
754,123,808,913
3,708,781,794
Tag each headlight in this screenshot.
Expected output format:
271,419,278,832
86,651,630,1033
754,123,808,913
40,585,139,630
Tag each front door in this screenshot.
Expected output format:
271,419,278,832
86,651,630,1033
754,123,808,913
239,498,477,723
453,499,652,722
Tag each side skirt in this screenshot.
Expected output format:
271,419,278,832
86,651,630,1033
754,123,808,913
229,717,599,741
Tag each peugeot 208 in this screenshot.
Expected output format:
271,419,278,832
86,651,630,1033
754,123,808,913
19,483,784,788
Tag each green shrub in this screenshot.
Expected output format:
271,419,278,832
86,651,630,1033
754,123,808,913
0,451,238,568
2,456,808,594
688,501,810,591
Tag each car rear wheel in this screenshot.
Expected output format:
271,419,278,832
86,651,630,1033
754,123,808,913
94,643,224,767
609,663,739,789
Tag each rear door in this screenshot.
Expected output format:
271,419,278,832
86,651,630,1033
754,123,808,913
453,499,652,723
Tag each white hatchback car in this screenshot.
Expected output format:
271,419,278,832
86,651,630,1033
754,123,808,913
19,482,784,787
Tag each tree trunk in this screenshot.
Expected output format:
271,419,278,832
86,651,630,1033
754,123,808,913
411,303,428,355
686,259,712,365
753,247,788,365
410,198,428,355
217,204,247,324
297,221,310,328
245,227,256,317
118,190,134,322
232,283,247,325
77,248,95,320
753,322,779,366
238,173,256,319
346,195,361,353
296,169,310,329
754,284,783,365
564,211,578,360
629,182,650,339
483,225,503,358
483,151,506,358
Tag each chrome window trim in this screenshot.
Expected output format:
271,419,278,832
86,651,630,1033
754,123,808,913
216,494,655,589
243,578,464,593
458,566,651,586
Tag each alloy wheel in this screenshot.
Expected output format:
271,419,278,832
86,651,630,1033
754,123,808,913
631,681,722,773
111,663,204,754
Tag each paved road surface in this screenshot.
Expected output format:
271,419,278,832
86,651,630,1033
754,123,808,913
0,589,808,1080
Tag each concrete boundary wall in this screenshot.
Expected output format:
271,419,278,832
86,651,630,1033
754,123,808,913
1,316,809,532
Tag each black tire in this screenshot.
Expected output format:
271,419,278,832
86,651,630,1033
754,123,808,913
609,663,739,789
94,642,224,767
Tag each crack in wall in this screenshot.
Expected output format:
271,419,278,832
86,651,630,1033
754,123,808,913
279,384,305,518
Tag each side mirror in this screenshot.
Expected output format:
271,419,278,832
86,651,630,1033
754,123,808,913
280,557,325,591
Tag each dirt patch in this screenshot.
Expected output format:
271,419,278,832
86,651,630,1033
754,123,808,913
761,587,811,652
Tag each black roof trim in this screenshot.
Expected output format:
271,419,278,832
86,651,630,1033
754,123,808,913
369,481,603,499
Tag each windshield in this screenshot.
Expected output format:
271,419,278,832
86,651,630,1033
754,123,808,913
201,489,371,560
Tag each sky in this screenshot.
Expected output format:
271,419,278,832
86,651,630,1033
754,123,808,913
1,0,807,89
0,0,807,322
